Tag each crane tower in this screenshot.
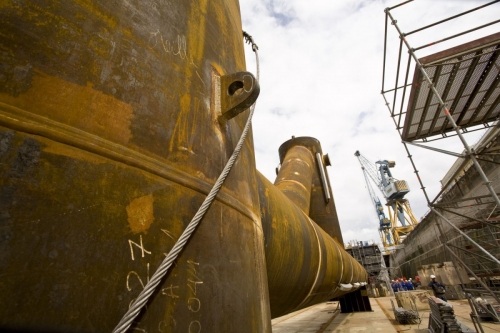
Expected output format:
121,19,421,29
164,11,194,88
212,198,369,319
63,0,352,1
354,151,418,252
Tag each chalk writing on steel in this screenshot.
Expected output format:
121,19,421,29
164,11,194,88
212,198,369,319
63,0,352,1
128,235,151,261
162,284,180,299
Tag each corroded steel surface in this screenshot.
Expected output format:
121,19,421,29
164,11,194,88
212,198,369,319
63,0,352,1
274,145,315,214
0,1,366,331
0,1,271,332
258,172,367,319
278,137,344,244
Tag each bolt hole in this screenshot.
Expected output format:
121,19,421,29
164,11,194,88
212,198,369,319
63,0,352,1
228,80,244,96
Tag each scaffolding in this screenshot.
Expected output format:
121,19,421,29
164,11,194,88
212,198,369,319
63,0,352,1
395,226,500,285
381,0,500,308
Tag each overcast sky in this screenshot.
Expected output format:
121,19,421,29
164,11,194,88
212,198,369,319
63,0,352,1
239,0,500,246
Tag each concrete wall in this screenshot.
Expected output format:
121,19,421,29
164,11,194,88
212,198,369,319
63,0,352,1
391,132,500,280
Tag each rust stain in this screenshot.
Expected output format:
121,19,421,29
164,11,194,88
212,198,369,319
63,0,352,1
167,1,209,154
0,72,133,145
211,62,225,77
187,0,208,67
126,194,155,234
169,93,194,153
72,0,118,29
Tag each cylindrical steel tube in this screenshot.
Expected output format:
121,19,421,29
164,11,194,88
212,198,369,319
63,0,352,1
278,137,344,244
274,145,315,214
0,1,366,331
257,172,368,318
0,1,271,332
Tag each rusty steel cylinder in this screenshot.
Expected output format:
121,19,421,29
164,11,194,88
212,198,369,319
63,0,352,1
0,1,367,331
274,145,315,214
257,171,368,318
0,1,271,332
279,137,345,244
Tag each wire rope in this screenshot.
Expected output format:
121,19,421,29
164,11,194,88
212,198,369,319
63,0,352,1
112,31,260,333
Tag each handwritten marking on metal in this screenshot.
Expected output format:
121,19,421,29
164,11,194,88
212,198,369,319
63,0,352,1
112,32,260,333
128,235,151,261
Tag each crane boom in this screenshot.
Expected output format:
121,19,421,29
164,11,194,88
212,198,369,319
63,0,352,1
356,152,393,247
361,167,388,228
354,150,419,252
354,151,381,190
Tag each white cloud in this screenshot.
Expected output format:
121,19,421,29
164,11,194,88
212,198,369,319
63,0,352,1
240,0,500,246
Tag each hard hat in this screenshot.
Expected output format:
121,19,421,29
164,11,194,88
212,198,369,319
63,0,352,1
430,275,436,279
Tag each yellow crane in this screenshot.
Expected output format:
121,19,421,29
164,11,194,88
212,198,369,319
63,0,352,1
355,151,419,252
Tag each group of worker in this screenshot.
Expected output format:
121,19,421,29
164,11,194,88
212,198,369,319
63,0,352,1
391,275,447,301
391,278,415,292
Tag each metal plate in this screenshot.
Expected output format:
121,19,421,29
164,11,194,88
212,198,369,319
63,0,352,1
403,32,500,141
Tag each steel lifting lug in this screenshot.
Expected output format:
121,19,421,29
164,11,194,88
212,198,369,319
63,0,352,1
219,71,260,122
323,153,331,166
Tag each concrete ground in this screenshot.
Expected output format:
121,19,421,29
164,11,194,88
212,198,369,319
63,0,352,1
271,296,500,333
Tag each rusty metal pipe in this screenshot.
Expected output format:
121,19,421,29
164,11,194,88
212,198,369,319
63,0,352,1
257,172,367,318
0,1,365,331
0,1,271,332
274,145,315,214
278,137,344,244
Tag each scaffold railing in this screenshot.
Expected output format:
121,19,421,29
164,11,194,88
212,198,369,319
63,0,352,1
381,0,500,304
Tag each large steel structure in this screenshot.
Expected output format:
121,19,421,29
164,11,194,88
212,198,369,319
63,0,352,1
0,1,366,332
354,152,392,248
355,150,418,252
381,0,500,310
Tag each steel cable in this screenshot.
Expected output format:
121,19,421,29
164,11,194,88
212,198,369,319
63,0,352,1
112,31,259,333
